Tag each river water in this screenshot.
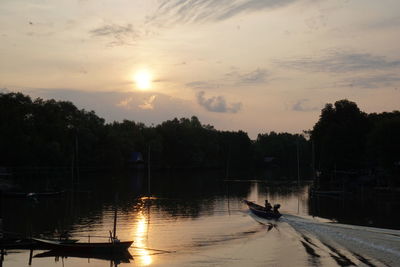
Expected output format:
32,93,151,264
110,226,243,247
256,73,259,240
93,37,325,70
2,171,400,266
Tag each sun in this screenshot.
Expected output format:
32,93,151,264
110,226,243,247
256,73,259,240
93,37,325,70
134,70,152,90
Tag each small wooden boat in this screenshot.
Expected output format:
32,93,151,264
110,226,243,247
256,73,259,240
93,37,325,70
32,193,133,254
310,190,345,196
34,249,133,263
36,238,79,244
32,238,133,254
243,200,282,220
0,238,78,249
30,191,65,197
1,192,28,198
2,191,65,198
0,238,35,249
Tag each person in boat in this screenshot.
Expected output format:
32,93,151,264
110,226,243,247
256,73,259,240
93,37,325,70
264,200,272,211
60,231,70,241
273,204,281,214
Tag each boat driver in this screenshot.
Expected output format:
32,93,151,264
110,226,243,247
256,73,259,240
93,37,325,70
264,200,272,211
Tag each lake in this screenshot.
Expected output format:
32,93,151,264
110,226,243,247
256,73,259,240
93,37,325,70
2,170,400,266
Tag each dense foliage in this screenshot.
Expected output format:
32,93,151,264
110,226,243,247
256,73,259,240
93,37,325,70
0,92,254,171
311,100,370,170
1,92,398,184
311,99,400,184
254,132,310,178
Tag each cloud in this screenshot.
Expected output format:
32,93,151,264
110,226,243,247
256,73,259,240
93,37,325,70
225,68,268,85
147,0,297,25
278,50,400,73
186,81,220,90
89,23,138,46
139,95,157,110
338,74,400,89
292,99,320,112
366,16,400,30
19,88,197,125
196,91,242,113
187,68,268,91
118,95,158,110
117,97,133,109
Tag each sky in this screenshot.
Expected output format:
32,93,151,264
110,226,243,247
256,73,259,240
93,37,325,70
1,0,400,138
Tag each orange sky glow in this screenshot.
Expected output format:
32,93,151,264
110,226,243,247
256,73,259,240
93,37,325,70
1,0,399,138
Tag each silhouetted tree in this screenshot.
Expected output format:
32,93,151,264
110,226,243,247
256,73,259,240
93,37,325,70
254,132,310,178
366,111,400,184
311,99,369,171
3,92,397,185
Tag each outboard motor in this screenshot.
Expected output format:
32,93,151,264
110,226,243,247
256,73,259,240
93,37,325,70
273,204,281,213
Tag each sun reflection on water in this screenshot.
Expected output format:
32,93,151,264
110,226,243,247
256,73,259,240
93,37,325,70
134,206,152,266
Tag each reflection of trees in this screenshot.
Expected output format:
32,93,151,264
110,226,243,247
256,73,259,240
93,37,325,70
2,171,319,238
308,193,400,230
2,196,72,237
265,183,309,197
2,170,254,237
140,171,252,218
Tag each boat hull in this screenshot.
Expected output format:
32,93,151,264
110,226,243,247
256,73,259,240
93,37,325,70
244,200,281,220
0,238,78,249
33,238,133,254
34,249,133,263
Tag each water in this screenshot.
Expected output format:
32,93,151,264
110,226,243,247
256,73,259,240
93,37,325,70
1,171,400,266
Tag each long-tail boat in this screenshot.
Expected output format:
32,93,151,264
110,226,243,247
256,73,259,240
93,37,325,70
243,200,282,220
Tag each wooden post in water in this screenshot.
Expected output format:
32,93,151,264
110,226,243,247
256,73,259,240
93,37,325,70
71,153,74,191
147,145,151,198
227,183,231,216
113,194,118,240
297,138,300,187
75,132,80,187
297,138,301,214
1,248,4,267
225,144,231,179
28,249,33,265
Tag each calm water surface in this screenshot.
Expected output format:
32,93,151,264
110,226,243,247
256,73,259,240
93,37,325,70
2,171,400,266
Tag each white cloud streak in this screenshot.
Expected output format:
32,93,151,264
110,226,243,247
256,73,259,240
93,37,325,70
148,0,298,25
278,50,400,73
89,23,138,46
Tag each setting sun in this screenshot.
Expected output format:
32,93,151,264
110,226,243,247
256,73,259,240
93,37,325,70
134,70,152,90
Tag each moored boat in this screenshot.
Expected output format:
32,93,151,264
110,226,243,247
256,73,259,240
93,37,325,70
2,191,65,198
34,247,133,263
32,238,133,253
243,200,282,220
0,238,78,249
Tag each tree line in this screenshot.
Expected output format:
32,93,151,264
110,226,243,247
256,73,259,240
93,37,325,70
311,99,400,186
0,92,399,183
0,92,255,171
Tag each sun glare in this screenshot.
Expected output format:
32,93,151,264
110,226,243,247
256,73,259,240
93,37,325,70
135,210,153,265
134,70,152,90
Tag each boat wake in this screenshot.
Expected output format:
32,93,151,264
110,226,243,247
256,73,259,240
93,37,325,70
282,214,400,266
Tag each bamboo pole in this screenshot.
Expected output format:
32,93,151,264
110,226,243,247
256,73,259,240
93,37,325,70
113,194,118,240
